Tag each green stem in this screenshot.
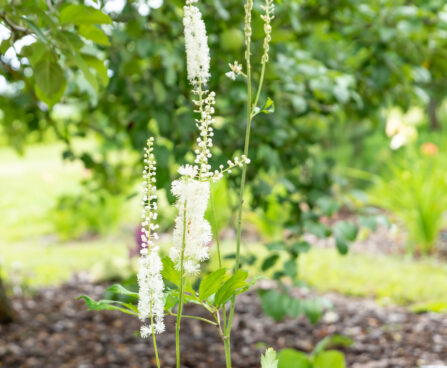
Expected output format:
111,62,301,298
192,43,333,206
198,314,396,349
168,311,218,326
175,201,188,368
210,190,231,366
252,61,267,116
224,338,232,368
223,2,253,367
210,189,223,268
150,308,161,368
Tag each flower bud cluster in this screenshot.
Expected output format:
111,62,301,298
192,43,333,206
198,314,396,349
244,0,253,61
193,88,216,179
210,155,251,182
261,0,275,63
138,137,165,337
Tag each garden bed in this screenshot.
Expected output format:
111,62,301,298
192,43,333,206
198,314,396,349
1,278,446,367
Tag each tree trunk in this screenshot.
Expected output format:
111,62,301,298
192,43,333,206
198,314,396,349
428,96,440,131
0,278,14,323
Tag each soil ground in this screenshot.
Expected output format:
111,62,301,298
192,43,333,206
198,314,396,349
1,278,446,368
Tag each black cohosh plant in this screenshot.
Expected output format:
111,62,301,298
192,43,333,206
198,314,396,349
79,0,277,367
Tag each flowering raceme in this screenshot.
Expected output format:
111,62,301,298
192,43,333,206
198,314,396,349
170,173,212,275
183,0,210,84
138,138,165,337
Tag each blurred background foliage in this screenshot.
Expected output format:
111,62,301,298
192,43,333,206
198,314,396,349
2,0,447,317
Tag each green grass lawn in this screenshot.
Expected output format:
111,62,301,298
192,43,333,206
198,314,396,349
0,142,84,241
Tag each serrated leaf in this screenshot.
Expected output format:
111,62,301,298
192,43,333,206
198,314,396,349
79,24,110,46
199,268,227,301
261,348,278,368
77,295,138,316
215,270,248,307
105,284,138,298
59,4,113,25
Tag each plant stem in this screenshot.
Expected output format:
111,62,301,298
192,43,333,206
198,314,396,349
150,308,161,368
223,2,254,367
210,189,223,268
168,311,218,326
175,201,188,368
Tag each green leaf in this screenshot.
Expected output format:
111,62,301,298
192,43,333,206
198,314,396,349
199,268,227,301
261,254,280,271
333,220,358,255
105,284,138,298
77,295,138,316
288,297,303,318
161,257,181,286
284,259,298,278
260,290,289,321
312,335,353,357
71,52,99,93
164,290,179,311
302,299,324,324
291,241,311,255
305,221,331,238
82,54,109,86
313,351,346,368
333,220,358,242
21,17,48,43
261,348,278,368
34,58,65,98
335,236,349,255
262,97,275,114
215,270,248,307
265,241,286,251
316,197,341,217
59,4,113,25
79,24,110,46
21,42,47,67
278,349,311,368
34,82,66,107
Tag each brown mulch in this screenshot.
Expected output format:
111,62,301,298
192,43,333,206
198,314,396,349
1,280,446,368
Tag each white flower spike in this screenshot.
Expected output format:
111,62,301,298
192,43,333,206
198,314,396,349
138,137,165,337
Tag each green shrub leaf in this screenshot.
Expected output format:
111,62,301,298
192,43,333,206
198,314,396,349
215,270,248,307
313,350,346,368
60,4,112,25
278,349,311,368
199,268,227,301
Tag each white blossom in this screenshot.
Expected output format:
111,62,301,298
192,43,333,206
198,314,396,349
138,137,165,337
170,173,212,275
183,1,210,84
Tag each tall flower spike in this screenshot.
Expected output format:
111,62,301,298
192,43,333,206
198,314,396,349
138,137,165,338
183,0,210,85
